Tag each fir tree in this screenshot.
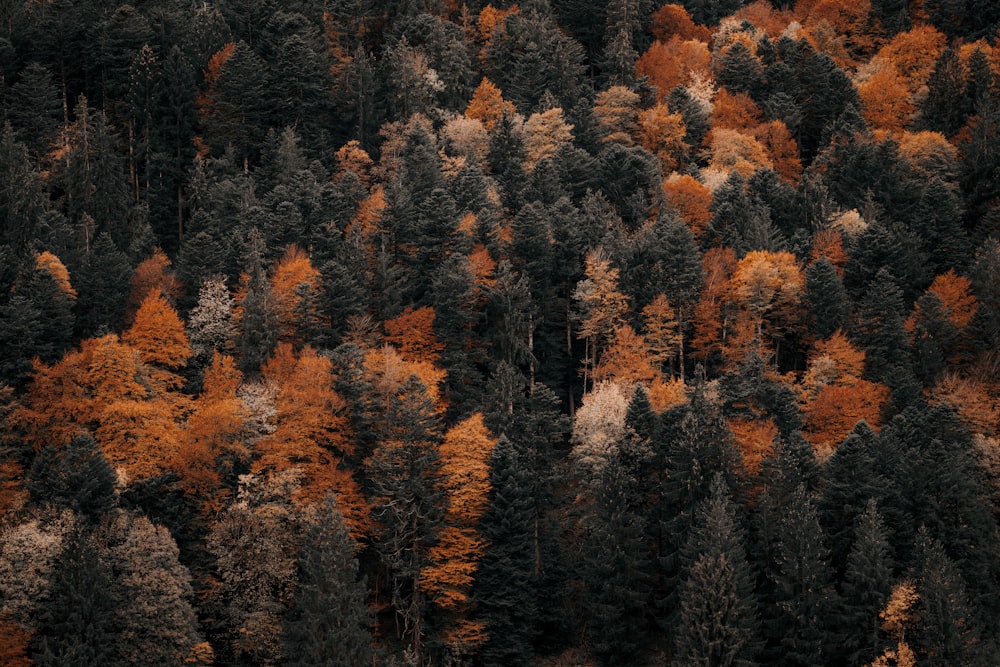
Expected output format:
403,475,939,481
284,496,374,667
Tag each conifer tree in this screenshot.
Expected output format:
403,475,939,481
805,257,849,340
236,229,277,375
284,496,374,667
836,499,893,666
32,532,117,667
26,434,118,524
672,475,761,667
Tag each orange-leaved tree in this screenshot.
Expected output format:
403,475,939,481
573,249,630,390
421,413,497,649
466,78,516,131
257,343,368,533
172,352,249,517
126,248,182,323
269,245,322,347
592,324,660,387
663,174,713,240
801,331,889,456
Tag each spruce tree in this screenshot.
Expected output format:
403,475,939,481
836,499,893,666
236,229,277,375
26,434,118,524
284,496,374,667
805,256,849,340
672,475,761,667
32,532,117,667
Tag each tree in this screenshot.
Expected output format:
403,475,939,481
236,229,278,375
583,454,652,666
122,288,191,372
26,434,117,524
837,499,894,666
187,275,237,363
573,249,630,389
466,77,517,132
672,475,761,667
805,256,849,340
32,531,117,667
364,375,445,664
283,495,374,667
759,484,838,666
421,413,496,653
99,512,206,667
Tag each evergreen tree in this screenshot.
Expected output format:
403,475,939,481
0,294,44,389
910,527,984,665
759,485,837,666
284,496,374,667
73,231,132,337
836,499,893,666
672,476,761,667
26,434,118,524
805,256,849,340
32,532,117,667
475,436,538,667
7,62,62,157
919,47,968,136
236,229,277,375
582,454,651,666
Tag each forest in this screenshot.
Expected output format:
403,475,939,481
2,0,1000,665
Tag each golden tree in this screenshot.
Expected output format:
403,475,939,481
465,78,516,131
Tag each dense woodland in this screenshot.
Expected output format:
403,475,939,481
3,0,1000,665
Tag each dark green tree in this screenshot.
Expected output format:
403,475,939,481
236,228,277,375
582,454,651,666
919,47,968,136
805,256,849,340
32,531,117,667
0,294,44,389
73,231,132,337
26,434,118,524
835,499,893,667
672,475,761,667
284,495,374,667
7,62,62,157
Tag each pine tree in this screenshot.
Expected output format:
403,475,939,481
284,496,374,667
583,454,651,666
32,532,117,667
672,474,761,667
759,485,837,666
805,257,849,340
236,229,277,375
73,231,132,337
26,434,118,524
474,435,538,667
836,499,893,666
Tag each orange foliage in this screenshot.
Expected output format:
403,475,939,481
729,416,777,476
465,78,516,131
707,128,773,177
928,373,1000,437
690,247,737,362
927,270,978,330
96,397,183,482
857,62,916,133
803,381,889,457
0,616,32,667
258,344,368,529
364,345,446,411
897,131,958,176
636,37,711,100
810,229,847,271
122,288,191,371
730,250,803,341
384,306,445,365
422,413,495,646
650,4,710,42
642,294,681,367
637,102,687,171
875,25,947,95
269,245,321,345
802,330,866,394
663,174,712,239
594,86,640,145
438,413,496,527
592,324,660,386
127,249,182,322
752,120,802,183
467,244,497,293
648,375,688,413
350,185,386,242
710,89,764,130
35,251,76,298
334,140,374,187
197,42,236,118
173,353,248,516
733,1,796,37
477,4,519,42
